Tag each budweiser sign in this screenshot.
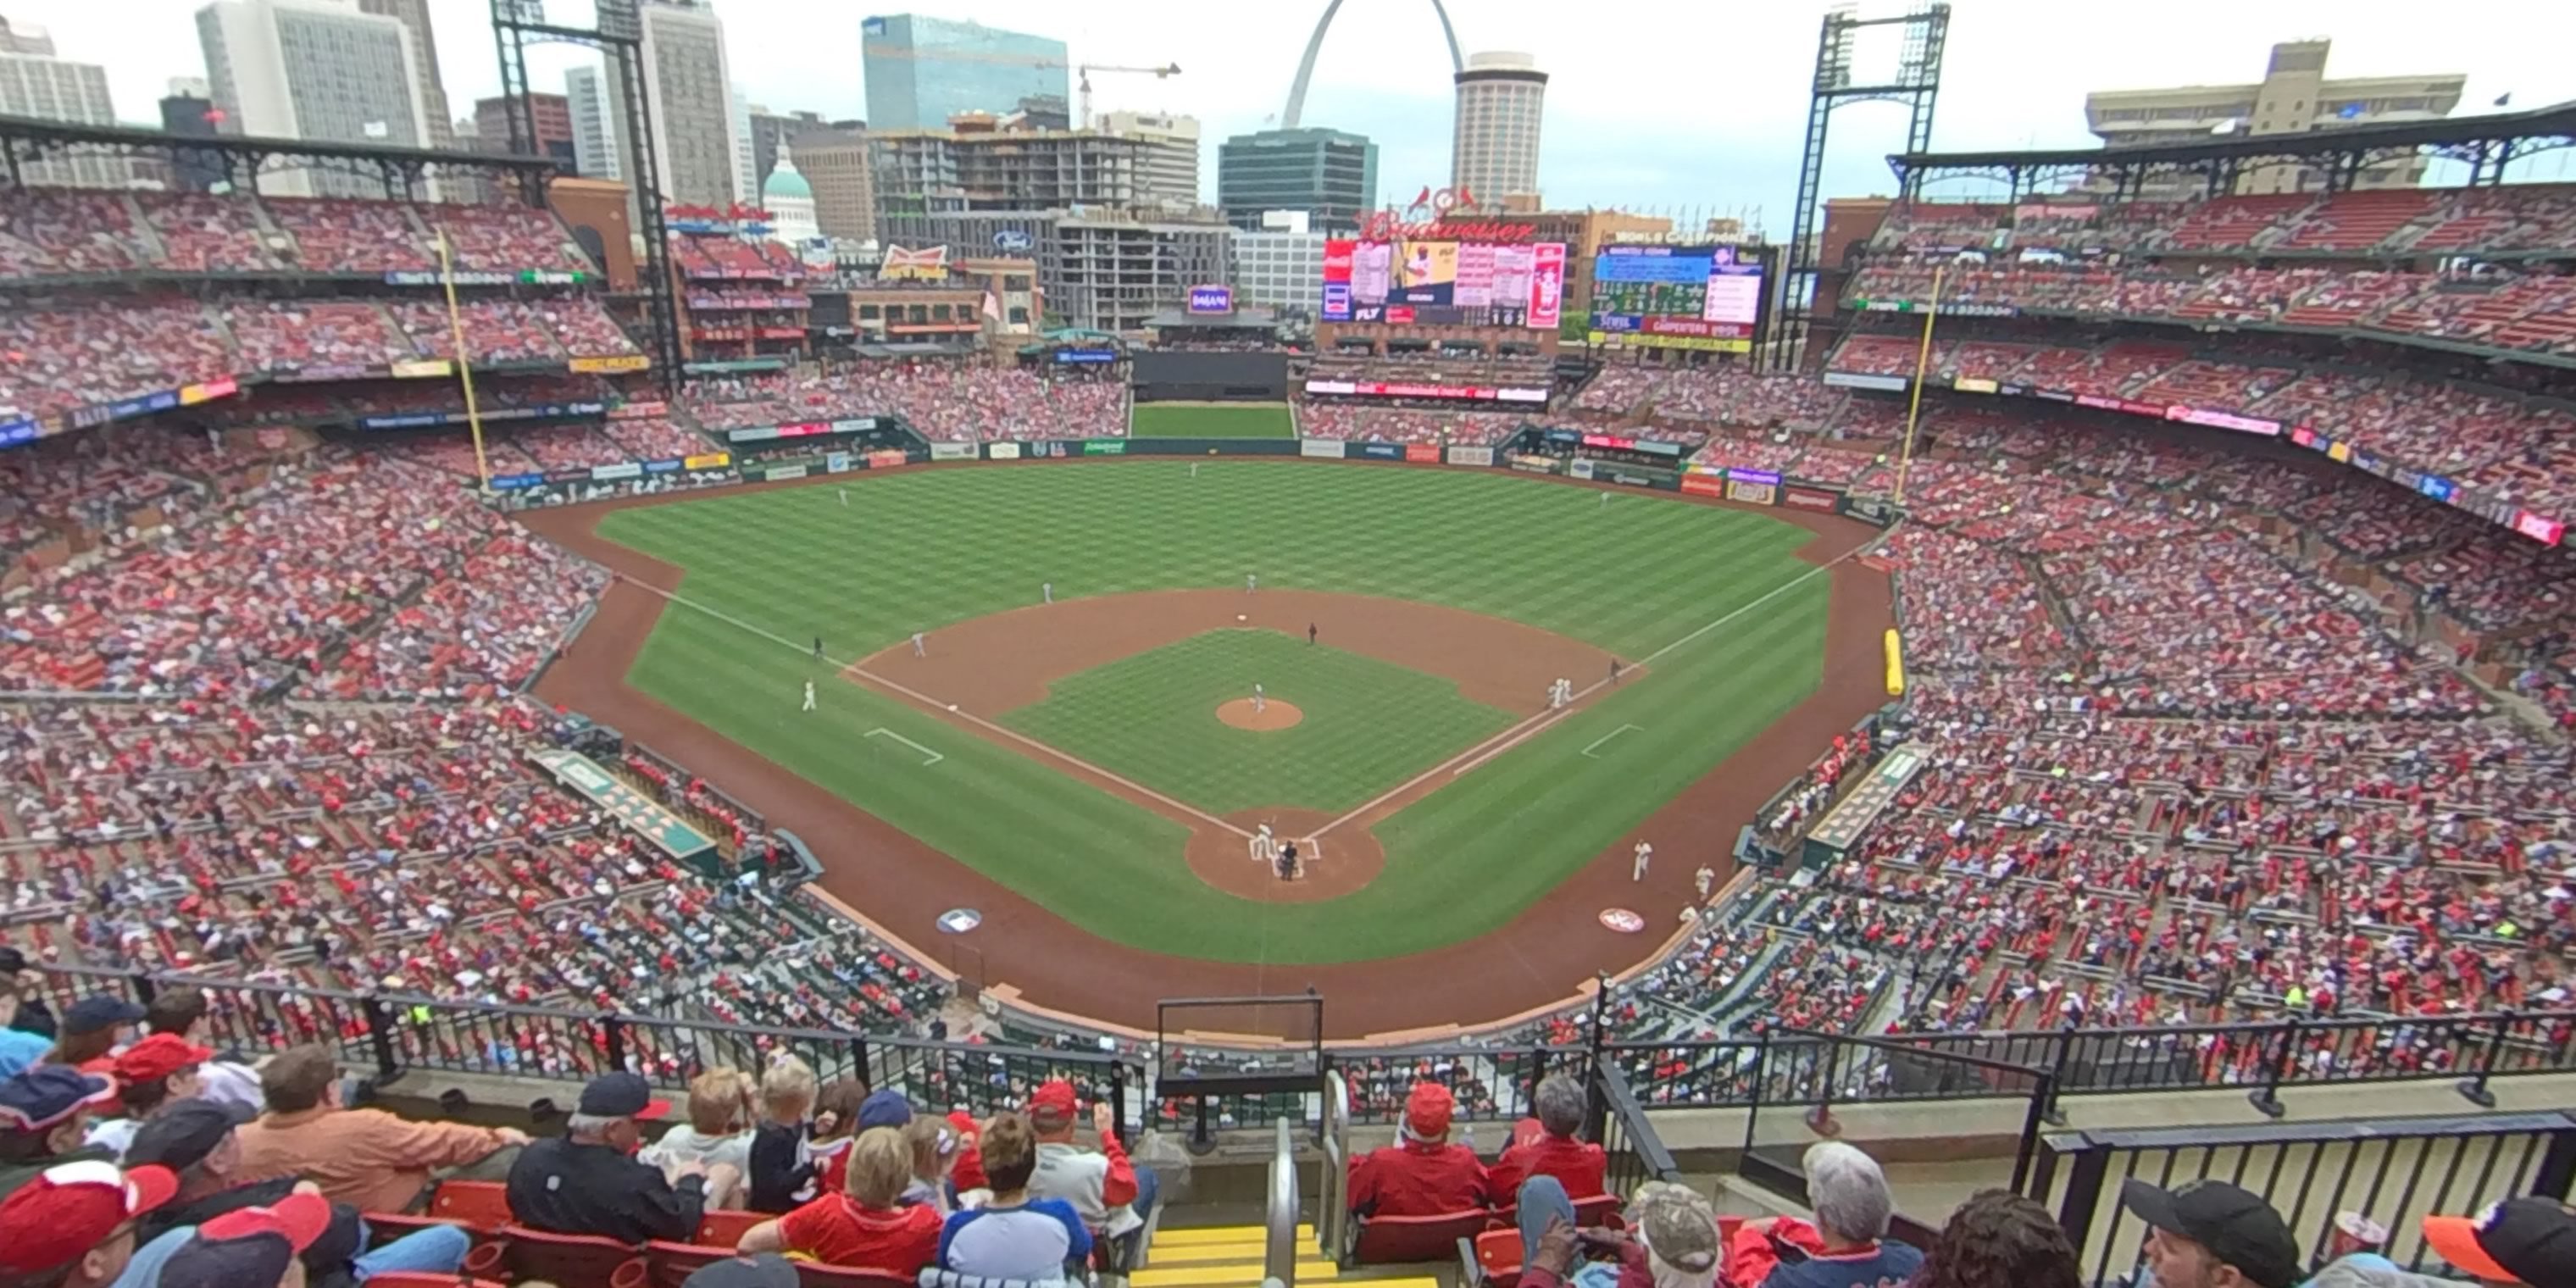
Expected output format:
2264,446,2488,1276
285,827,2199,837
1362,214,1537,242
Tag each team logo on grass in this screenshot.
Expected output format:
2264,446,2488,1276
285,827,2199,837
1598,908,1646,934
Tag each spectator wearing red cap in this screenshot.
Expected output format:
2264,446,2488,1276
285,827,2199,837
0,1158,179,1288
232,1045,525,1214
1348,1083,1491,1219
1489,1074,1607,1203
140,990,265,1113
1,1066,121,1199
945,1109,988,1196
86,1034,213,1161
1025,1078,1157,1244
155,1190,332,1288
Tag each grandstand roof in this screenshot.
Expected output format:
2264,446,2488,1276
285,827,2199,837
1888,99,2576,177
0,113,566,178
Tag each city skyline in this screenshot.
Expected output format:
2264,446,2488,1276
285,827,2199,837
1,0,2571,225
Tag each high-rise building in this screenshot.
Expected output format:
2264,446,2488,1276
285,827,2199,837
565,63,629,183
1232,211,1326,314
2087,40,2464,197
871,122,1147,224
860,14,1066,132
1451,51,1546,209
1096,110,1200,208
0,14,53,54
790,125,874,242
1052,214,1230,333
160,81,229,191
196,0,432,197
475,92,575,164
1216,127,1375,233
353,0,453,151
636,0,741,206
0,45,124,186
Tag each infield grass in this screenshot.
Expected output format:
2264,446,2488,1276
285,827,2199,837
1130,401,1293,438
597,458,1831,963
1000,630,1516,815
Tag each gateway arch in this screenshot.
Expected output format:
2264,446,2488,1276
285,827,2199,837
1281,0,1465,128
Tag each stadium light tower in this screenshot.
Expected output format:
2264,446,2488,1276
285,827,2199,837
1771,1,1948,373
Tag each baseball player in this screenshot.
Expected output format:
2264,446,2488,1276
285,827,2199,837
1632,840,1653,882
1695,865,1716,902
1307,623,1318,645
1253,683,1266,715
1246,572,1258,594
912,631,927,658
1600,491,1610,508
801,680,816,712
1191,462,1200,479
838,488,848,507
1042,580,1053,605
1610,658,1624,685
813,636,824,660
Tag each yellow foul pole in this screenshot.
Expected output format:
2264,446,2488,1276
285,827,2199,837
436,230,493,491
1893,262,1946,508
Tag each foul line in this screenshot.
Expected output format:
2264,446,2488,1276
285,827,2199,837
1581,724,1644,759
609,575,1254,838
1314,533,1888,839
863,728,945,765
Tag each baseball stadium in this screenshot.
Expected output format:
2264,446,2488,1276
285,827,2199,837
0,3,2573,1287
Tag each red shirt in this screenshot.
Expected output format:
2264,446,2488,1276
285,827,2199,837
774,1195,943,1273
1348,1141,1491,1217
1490,1134,1607,1202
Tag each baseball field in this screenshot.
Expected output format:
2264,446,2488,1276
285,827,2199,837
525,457,1891,1035
1130,401,1294,438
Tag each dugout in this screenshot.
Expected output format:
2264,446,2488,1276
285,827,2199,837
1131,349,1291,402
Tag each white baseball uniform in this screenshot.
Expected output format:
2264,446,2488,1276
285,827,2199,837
1632,841,1652,881
912,631,926,657
802,680,816,712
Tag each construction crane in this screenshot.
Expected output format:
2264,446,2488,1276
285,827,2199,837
858,41,1180,129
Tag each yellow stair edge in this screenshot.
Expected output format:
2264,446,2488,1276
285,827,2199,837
1131,1261,1341,1287
1152,1225,1313,1246
1145,1241,1280,1266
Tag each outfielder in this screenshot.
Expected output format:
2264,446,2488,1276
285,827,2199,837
838,488,848,507
1632,840,1653,882
1246,573,1257,594
1042,580,1053,605
1600,491,1610,508
1252,683,1266,714
912,631,927,658
801,680,816,712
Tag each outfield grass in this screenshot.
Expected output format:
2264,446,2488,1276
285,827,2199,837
999,630,1515,814
599,460,1829,963
1130,402,1293,438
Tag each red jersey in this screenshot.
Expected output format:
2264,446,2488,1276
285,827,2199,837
1489,1133,1607,1202
774,1194,943,1273
1348,1140,1491,1217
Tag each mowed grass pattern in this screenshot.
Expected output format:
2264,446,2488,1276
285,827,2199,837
1000,630,1516,815
1130,402,1293,438
598,460,1830,963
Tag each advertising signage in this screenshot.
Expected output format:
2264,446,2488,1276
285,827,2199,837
1319,238,1567,330
1303,378,1547,404
1187,284,1234,314
1589,243,1766,354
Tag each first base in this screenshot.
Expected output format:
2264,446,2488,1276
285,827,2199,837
947,703,958,711
1236,613,1246,621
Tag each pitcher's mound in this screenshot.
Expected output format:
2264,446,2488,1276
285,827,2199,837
1217,697,1302,730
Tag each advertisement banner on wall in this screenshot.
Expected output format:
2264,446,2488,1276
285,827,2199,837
830,418,880,434
608,401,670,420
1680,474,1726,497
1568,458,1596,480
1447,445,1495,467
568,355,652,375
765,464,810,482
867,449,908,469
986,442,1024,460
390,359,452,380
1783,485,1841,512
1356,441,1403,460
490,472,545,490
178,376,241,406
1300,439,1348,458
0,415,37,449
2516,511,2565,546
930,442,976,461
684,452,732,470
1083,439,1126,455
1509,453,1560,475
1824,372,1909,392
1404,443,1441,463
642,458,682,474
1727,480,1779,505
825,452,852,473
1951,377,1999,395
591,462,642,481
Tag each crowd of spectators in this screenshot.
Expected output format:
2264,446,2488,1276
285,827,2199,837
680,363,1124,441
1292,404,1520,444
0,187,586,280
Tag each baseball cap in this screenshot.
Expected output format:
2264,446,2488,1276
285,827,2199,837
2422,1197,2576,1285
0,1159,180,1276
1629,1180,1721,1274
0,946,25,974
125,1098,256,1170
1402,1082,1455,1141
63,995,147,1037
0,1065,117,1133
575,1070,671,1120
157,1192,331,1288
947,1109,987,1191
114,1032,215,1085
2120,1180,2302,1288
856,1088,913,1130
682,1252,802,1288
1028,1079,1079,1126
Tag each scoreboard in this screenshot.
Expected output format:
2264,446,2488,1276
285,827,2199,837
1587,243,1769,353
1320,239,1568,330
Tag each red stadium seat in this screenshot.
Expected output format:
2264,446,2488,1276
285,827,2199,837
496,1225,648,1288
425,1181,514,1231
1351,1208,1496,1265
694,1209,766,1249
645,1241,740,1288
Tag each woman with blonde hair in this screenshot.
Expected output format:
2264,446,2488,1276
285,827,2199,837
900,1113,962,1213
747,1054,819,1213
739,1126,943,1274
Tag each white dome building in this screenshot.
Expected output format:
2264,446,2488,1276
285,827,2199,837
762,145,820,245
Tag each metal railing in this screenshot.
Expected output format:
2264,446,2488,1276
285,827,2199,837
1589,1054,1685,1196
1266,1117,1302,1288
2028,1111,2576,1285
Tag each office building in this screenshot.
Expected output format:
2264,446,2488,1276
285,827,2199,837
195,0,432,197
1013,93,1069,130
2087,40,2464,197
565,63,629,182
0,46,123,186
1054,214,1230,333
860,14,1066,131
871,121,1146,223
747,107,832,194
1097,109,1200,208
475,92,575,164
637,0,742,205
791,125,876,242
0,14,53,54
1216,126,1375,233
160,80,228,191
1233,212,1326,314
1452,51,1546,208
353,0,453,151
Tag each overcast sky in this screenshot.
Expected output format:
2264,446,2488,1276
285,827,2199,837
14,0,2576,225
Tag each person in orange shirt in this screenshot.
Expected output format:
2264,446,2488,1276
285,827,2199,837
1347,1083,1490,1218
230,1045,524,1213
1489,1074,1607,1203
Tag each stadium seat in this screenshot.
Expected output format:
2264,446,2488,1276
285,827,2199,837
1348,1208,1496,1265
425,1181,514,1231
646,1240,740,1288
494,1225,649,1288
695,1209,766,1248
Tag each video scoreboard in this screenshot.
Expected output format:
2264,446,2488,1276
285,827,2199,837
1320,239,1568,330
1587,243,1770,353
